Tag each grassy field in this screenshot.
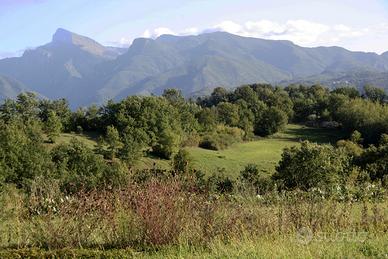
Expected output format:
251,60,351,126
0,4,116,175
1,235,387,258
54,124,345,177
141,124,345,177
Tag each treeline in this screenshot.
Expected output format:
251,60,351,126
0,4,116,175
0,84,387,194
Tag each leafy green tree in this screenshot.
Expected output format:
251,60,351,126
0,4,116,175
336,98,388,144
153,126,181,159
273,141,350,190
235,99,255,138
105,126,123,159
332,87,360,98
254,107,287,136
210,87,229,106
350,130,363,144
51,139,125,193
45,111,63,143
379,134,388,146
216,102,240,127
163,88,185,104
39,99,72,131
16,92,40,121
0,119,53,188
0,99,18,122
119,127,148,166
356,144,388,182
172,149,192,174
196,107,217,132
363,85,386,103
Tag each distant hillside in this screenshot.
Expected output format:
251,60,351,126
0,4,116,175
0,75,28,100
0,29,387,107
280,71,388,92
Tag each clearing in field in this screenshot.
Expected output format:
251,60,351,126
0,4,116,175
138,124,345,177
54,124,345,177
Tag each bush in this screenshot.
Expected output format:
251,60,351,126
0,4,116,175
51,139,128,193
199,125,244,150
172,149,192,174
254,107,288,136
273,141,350,191
207,170,234,194
239,164,272,194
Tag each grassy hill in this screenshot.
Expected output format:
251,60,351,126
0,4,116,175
55,124,344,178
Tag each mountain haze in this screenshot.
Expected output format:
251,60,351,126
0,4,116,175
0,29,387,107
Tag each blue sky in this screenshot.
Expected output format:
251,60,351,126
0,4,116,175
1,0,388,58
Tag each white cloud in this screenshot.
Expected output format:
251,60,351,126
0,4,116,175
140,20,363,47
142,27,176,38
180,27,200,35
213,21,243,35
116,20,388,53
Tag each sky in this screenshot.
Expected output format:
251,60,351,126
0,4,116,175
1,0,388,58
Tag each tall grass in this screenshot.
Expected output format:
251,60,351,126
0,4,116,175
0,178,386,256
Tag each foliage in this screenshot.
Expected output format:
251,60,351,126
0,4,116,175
199,125,244,150
51,139,127,193
45,111,63,143
254,107,288,136
363,85,387,102
274,141,350,191
104,125,123,159
0,119,53,188
172,149,192,174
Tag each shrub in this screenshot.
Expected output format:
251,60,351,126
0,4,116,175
273,141,350,191
254,107,288,136
199,125,244,150
172,149,192,174
207,171,234,194
239,164,272,194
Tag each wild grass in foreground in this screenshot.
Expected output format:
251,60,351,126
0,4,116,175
0,179,386,258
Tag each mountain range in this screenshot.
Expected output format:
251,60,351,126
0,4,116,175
1,28,387,107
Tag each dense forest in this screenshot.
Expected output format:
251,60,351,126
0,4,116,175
0,83,387,256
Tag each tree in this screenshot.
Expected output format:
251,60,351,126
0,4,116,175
153,126,181,159
16,92,40,121
172,149,192,174
163,88,185,104
196,108,217,132
45,111,63,143
332,87,360,98
51,139,123,193
273,141,350,191
216,102,240,127
119,126,148,166
363,85,386,103
0,119,53,188
210,87,229,105
254,107,287,136
39,99,72,131
105,126,123,159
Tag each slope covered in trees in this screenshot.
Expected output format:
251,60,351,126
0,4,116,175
1,29,388,107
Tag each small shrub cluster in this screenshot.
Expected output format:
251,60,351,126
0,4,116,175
199,125,244,150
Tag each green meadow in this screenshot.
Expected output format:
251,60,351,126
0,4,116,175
53,124,345,178
137,124,345,177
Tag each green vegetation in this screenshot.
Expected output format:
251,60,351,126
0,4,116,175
187,124,344,177
0,84,387,257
